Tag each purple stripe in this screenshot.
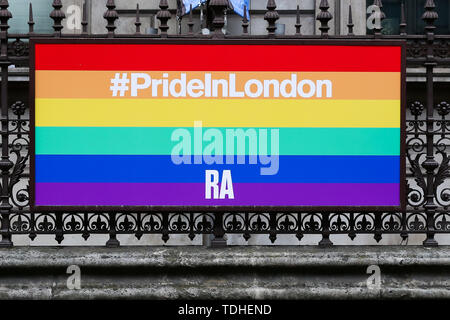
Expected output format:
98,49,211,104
35,183,400,207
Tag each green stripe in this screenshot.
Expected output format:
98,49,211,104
35,127,400,156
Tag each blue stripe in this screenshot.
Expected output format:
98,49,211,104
36,155,400,183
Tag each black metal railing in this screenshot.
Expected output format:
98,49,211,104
0,0,449,247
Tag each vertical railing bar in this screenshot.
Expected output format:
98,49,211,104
82,212,89,241
161,212,169,243
400,211,408,243
347,3,354,36
348,212,356,241
188,212,195,241
55,211,64,244
135,212,142,240
269,212,277,243
106,212,120,247
422,0,439,247
0,0,13,247
135,3,141,35
243,212,250,241
242,4,249,35
400,0,407,36
319,212,333,247
374,212,382,243
28,3,34,34
188,4,194,35
211,212,227,247
29,211,36,241
295,4,302,36
81,0,88,36
296,212,303,242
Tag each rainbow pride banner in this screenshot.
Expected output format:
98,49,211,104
31,40,405,211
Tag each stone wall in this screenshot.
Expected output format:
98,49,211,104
1,246,449,299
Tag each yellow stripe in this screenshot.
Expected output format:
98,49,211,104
35,98,401,128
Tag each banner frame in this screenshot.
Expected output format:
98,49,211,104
29,38,406,213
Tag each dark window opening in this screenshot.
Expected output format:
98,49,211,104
9,0,53,34
366,0,450,35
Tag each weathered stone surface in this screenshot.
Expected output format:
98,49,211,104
0,246,449,299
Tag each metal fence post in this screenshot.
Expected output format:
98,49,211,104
0,0,12,247
82,1,88,36
106,212,120,247
28,3,34,34
319,212,333,247
400,1,407,36
347,4,354,36
422,0,439,247
295,5,302,36
242,5,249,35
211,212,227,247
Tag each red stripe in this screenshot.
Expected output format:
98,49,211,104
35,44,401,72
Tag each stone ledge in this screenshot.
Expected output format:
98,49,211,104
0,246,449,299
1,246,450,268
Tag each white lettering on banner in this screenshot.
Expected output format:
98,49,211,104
111,73,333,99
171,121,279,176
205,170,234,200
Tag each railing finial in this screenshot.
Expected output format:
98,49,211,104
81,1,88,35
0,0,12,248
295,4,302,35
135,3,141,35
50,0,65,37
422,0,438,33
28,3,34,34
421,0,439,247
242,4,249,34
103,0,118,37
347,3,354,36
316,0,332,38
400,1,407,36
264,0,279,37
209,0,228,37
157,0,171,37
188,4,194,35
0,0,12,33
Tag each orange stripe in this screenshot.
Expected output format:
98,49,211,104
36,71,400,100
